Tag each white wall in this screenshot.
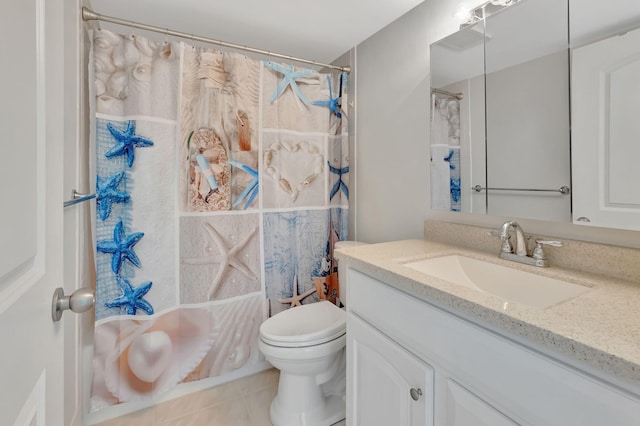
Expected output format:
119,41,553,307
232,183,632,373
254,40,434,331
355,0,640,248
353,1,436,243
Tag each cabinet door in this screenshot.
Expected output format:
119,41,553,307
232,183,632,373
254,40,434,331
347,314,434,426
572,25,640,230
446,379,518,426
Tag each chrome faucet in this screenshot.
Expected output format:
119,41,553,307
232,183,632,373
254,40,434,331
499,221,527,257
492,221,562,267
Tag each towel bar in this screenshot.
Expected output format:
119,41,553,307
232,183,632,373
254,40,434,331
472,185,570,195
63,189,96,208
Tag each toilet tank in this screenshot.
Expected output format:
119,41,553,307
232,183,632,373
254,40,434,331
334,241,367,307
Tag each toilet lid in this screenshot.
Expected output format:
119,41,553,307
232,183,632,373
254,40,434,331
260,301,346,348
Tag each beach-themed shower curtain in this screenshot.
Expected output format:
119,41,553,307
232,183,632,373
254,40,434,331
89,29,349,411
430,94,461,211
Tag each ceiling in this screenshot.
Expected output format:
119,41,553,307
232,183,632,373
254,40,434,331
87,0,426,65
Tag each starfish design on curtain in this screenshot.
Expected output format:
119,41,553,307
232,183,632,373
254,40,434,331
97,220,145,274
264,61,314,106
444,149,456,170
105,275,154,315
106,120,154,168
328,162,349,200
181,223,258,300
450,178,461,205
96,171,130,221
312,75,342,118
278,274,317,308
229,159,259,210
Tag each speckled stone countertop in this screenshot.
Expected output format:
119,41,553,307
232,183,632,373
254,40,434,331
335,223,640,392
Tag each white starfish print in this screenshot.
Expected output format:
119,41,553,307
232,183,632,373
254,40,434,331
278,274,317,308
182,223,258,299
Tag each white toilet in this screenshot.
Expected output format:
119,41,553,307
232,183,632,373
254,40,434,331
258,241,365,426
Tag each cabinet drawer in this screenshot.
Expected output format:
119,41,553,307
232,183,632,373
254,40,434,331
347,268,640,425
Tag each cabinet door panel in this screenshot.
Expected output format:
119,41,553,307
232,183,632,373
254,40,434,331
446,379,517,426
348,314,434,426
572,25,640,230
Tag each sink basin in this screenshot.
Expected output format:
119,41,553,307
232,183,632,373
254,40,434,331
403,255,590,309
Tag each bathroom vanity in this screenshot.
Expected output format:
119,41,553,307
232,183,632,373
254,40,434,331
337,232,640,425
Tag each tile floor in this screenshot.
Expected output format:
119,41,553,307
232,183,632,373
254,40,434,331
93,369,346,426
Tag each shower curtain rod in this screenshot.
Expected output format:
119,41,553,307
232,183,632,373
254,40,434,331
81,7,351,73
431,88,464,100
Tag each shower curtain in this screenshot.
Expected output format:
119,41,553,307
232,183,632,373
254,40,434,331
89,29,349,411
430,94,461,212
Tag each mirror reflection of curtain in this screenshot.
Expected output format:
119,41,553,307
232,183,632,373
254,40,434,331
430,94,461,211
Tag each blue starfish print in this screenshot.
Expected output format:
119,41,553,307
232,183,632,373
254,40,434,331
328,162,349,200
444,149,456,170
264,61,314,106
97,220,144,274
229,159,259,210
450,178,461,203
106,120,154,168
96,172,130,221
105,275,154,315
312,75,342,118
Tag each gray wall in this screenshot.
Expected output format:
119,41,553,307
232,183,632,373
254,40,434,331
354,0,640,248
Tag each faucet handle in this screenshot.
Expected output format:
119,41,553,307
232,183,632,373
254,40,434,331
532,239,563,260
487,229,512,253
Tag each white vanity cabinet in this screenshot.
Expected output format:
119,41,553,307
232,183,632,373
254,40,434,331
346,268,640,426
348,313,434,426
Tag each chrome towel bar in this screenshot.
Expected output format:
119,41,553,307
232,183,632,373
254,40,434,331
472,185,571,195
63,189,96,208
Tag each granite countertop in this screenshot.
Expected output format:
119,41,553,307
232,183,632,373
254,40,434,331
335,238,640,391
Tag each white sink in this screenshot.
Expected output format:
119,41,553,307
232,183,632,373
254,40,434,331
403,255,590,309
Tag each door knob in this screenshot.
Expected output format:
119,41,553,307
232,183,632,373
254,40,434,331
410,387,423,401
51,287,95,322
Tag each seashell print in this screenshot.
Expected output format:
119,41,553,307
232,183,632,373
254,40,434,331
280,141,292,151
302,174,317,186
97,307,217,402
127,330,173,383
106,71,129,100
94,54,115,74
112,38,140,69
160,42,174,60
95,79,106,97
266,166,279,180
264,140,325,203
134,35,156,57
94,29,120,51
133,58,153,82
279,178,293,194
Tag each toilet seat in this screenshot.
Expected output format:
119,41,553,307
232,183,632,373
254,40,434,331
260,301,346,348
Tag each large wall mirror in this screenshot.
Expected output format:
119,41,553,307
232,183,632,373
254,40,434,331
430,0,640,231
430,0,570,221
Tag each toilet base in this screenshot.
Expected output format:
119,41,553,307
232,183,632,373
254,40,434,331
269,370,345,426
270,391,345,426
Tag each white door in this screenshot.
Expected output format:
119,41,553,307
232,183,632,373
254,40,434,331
0,0,68,424
347,314,434,426
572,25,640,230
